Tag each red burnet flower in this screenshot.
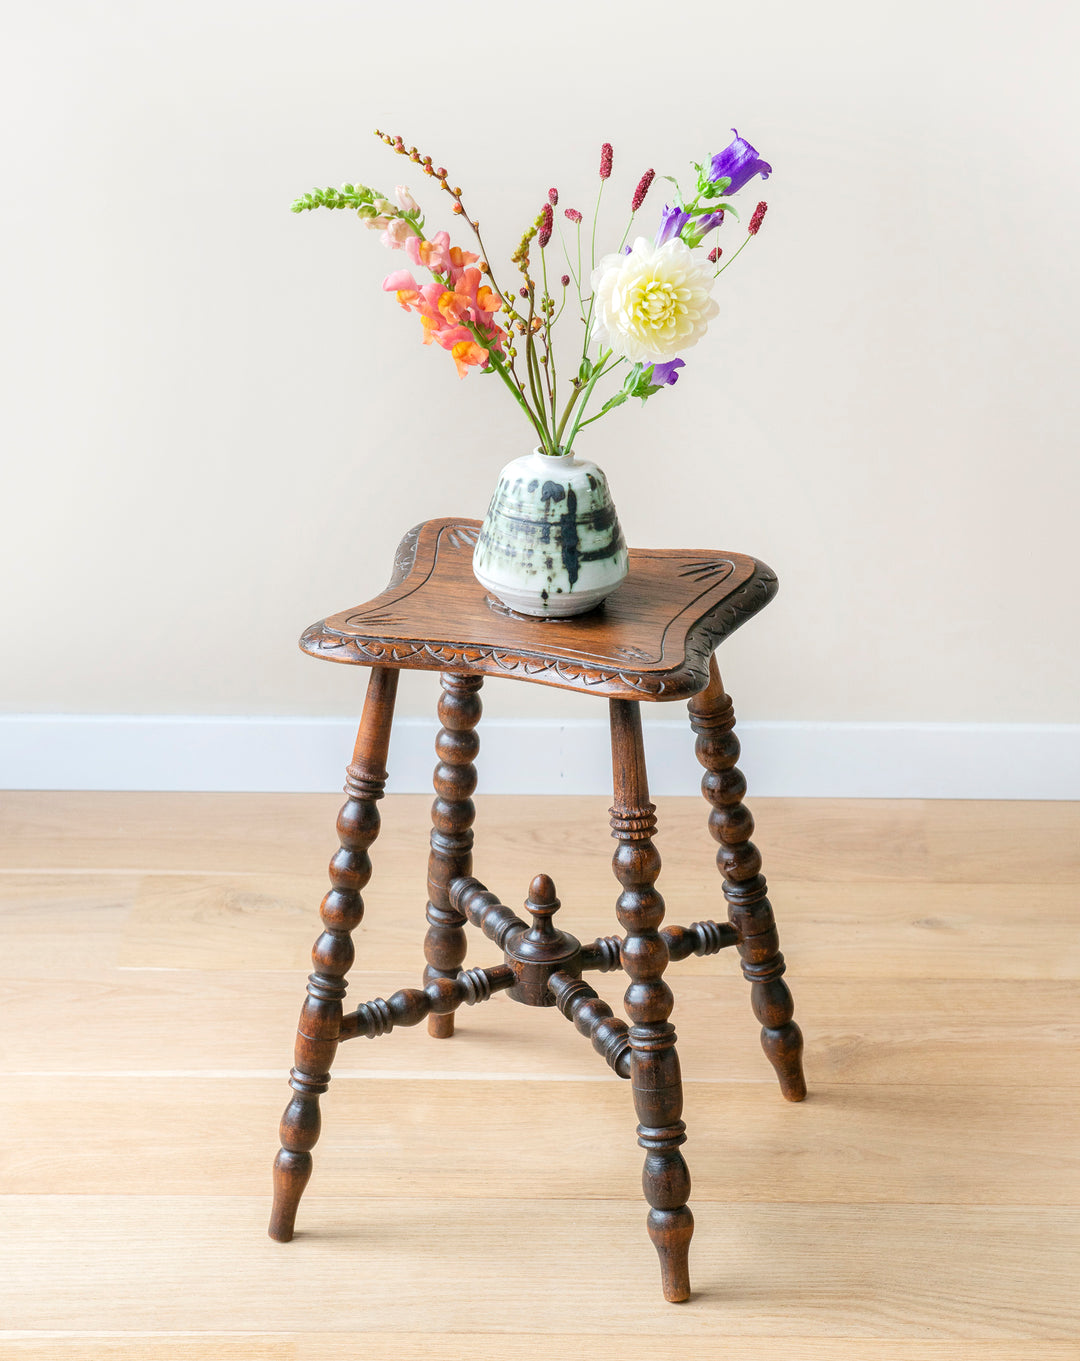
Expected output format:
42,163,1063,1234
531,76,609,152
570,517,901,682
560,274,570,287
599,143,613,179
631,169,655,212
548,187,559,206
537,203,553,249
708,246,722,263
564,207,582,224
748,200,768,235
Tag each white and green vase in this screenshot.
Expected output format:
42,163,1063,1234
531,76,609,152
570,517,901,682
472,449,629,618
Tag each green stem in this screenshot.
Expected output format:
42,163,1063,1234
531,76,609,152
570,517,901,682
590,180,605,277
391,211,555,449
527,344,550,448
617,211,637,254
561,348,615,454
556,219,579,290
714,231,754,276
482,339,548,446
580,182,608,363
523,289,551,449
573,411,609,430
554,383,584,447
553,350,619,445
540,249,556,432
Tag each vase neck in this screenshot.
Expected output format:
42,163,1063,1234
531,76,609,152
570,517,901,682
529,447,581,470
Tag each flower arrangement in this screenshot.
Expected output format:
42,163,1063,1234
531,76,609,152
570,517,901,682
291,130,772,459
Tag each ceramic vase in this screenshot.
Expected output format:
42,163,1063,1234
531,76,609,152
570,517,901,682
472,449,629,618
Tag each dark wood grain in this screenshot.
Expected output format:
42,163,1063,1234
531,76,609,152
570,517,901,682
609,697,694,1303
268,665,398,1242
689,656,807,1102
504,873,583,1007
300,518,777,702
270,521,806,1306
424,672,483,1039
338,963,515,1039
549,970,632,1078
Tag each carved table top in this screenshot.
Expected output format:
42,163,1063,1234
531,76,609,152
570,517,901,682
300,518,778,702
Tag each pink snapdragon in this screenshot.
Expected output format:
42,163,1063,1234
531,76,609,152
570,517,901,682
383,232,505,378
381,217,413,250
383,268,423,310
405,229,454,275
426,323,490,377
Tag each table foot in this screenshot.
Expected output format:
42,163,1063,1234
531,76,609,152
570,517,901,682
648,1205,694,1303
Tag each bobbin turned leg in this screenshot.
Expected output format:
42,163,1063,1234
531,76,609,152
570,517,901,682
688,656,806,1102
609,698,693,1303
424,672,483,1039
269,666,399,1241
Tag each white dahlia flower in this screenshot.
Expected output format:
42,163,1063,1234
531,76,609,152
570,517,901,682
590,237,719,364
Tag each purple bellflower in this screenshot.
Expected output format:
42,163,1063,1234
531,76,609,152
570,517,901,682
655,203,690,246
696,210,725,234
681,208,725,247
649,359,685,386
708,130,771,195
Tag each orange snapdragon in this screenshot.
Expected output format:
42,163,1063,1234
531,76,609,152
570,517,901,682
382,230,505,378
433,327,491,377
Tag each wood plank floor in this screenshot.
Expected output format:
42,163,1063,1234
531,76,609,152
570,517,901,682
1,792,1077,1358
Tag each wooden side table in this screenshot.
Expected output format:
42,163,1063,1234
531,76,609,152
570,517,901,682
269,517,806,1303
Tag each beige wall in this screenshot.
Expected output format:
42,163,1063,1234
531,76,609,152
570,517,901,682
3,0,1077,726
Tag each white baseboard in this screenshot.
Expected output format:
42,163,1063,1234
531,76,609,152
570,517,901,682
1,714,1077,798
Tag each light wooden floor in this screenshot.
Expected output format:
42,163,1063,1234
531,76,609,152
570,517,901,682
1,791,1078,1360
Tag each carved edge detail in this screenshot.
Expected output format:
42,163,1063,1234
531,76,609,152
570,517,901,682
299,563,778,700
386,523,424,588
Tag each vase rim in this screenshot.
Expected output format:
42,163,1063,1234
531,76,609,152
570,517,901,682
529,446,581,464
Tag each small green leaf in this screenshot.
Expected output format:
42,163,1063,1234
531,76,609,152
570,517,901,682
701,176,732,201
657,174,685,208
624,363,665,403
623,362,644,388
